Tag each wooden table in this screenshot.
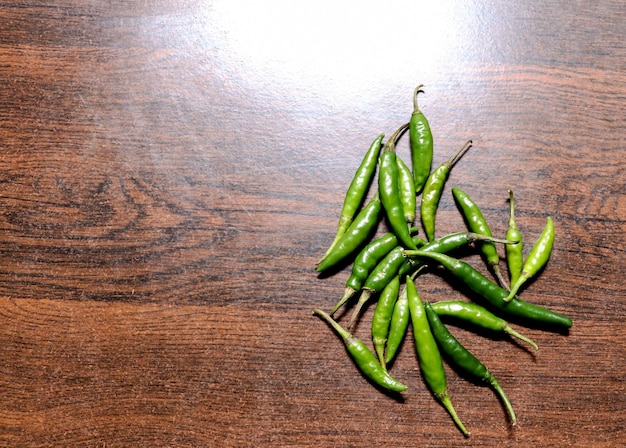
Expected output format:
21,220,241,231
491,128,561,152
0,1,624,446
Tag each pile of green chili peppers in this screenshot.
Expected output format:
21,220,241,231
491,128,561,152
313,85,572,438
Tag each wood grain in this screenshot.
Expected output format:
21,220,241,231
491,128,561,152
0,1,624,446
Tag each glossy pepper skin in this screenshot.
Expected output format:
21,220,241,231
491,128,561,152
451,187,508,289
317,133,385,265
347,245,409,330
430,300,538,351
385,284,410,366
401,231,512,278
396,155,417,224
505,217,554,302
409,85,434,195
331,228,420,316
331,231,401,316
424,301,517,425
378,123,417,250
371,275,401,369
505,190,523,287
346,232,402,292
313,308,407,393
316,194,381,273
421,141,472,241
404,250,572,329
406,276,469,437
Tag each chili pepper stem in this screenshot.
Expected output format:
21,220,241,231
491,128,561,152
503,323,538,351
466,233,520,245
492,264,510,291
445,140,472,169
330,287,357,316
347,289,373,331
413,84,424,112
487,374,517,426
374,340,388,372
314,308,407,393
437,391,470,437
402,233,520,263
505,272,530,302
383,123,410,154
313,308,352,343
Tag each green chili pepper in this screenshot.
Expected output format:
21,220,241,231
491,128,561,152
331,232,400,315
421,231,514,257
313,308,407,393
385,283,410,366
504,217,555,302
396,155,417,224
403,250,572,329
348,245,408,330
348,235,425,330
451,187,509,289
424,301,517,425
430,301,538,351
421,140,472,241
406,276,469,437
409,85,433,195
331,228,420,316
401,231,517,280
317,134,385,265
349,231,514,330
371,274,400,370
505,190,523,287
379,123,417,250
385,266,428,366
349,231,515,325
316,194,381,273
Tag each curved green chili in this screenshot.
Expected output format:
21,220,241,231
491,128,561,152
421,140,472,241
371,274,400,370
424,301,517,425
422,231,515,257
396,155,417,224
430,301,538,351
357,231,516,331
406,276,469,437
505,217,555,302
347,245,407,330
385,283,410,366
451,187,509,289
331,227,421,316
331,232,400,315
409,85,434,195
385,266,428,366
316,194,381,273
313,308,407,392
317,134,385,265
401,231,517,280
403,250,572,329
348,235,425,330
379,123,417,250
347,231,516,326
505,189,523,287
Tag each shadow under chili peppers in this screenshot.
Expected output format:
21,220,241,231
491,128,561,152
360,377,407,403
436,351,519,431
435,315,538,358
505,261,550,298
314,252,358,280
432,265,572,336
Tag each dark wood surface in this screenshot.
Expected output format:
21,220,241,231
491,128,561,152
0,1,624,446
